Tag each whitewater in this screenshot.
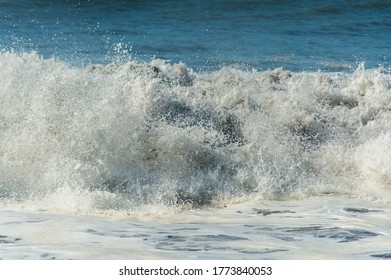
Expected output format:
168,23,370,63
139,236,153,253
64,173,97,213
1,51,391,259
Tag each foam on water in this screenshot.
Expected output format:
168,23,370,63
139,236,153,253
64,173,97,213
1,52,391,215
2,197,391,259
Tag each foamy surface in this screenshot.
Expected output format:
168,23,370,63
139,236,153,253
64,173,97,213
1,197,391,259
1,52,391,259
1,52,391,212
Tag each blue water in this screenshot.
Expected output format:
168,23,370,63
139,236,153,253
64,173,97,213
1,0,390,71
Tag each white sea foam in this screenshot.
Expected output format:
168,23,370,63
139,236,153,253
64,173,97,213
1,52,391,214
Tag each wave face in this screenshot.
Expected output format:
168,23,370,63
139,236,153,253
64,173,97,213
1,52,391,213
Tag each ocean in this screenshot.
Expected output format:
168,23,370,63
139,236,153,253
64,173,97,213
1,0,391,260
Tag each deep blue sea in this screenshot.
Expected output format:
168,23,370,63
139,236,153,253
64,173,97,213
1,0,390,71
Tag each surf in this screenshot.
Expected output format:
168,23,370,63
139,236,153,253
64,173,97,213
1,51,391,215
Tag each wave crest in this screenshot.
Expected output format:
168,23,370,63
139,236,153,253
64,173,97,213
1,52,391,214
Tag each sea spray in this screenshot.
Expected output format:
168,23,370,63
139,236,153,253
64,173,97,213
1,52,391,214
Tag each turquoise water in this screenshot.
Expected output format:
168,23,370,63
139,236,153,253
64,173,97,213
1,0,390,70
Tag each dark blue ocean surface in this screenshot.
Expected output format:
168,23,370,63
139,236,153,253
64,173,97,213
1,0,391,70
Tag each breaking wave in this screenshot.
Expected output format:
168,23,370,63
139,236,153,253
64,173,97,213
1,51,391,214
